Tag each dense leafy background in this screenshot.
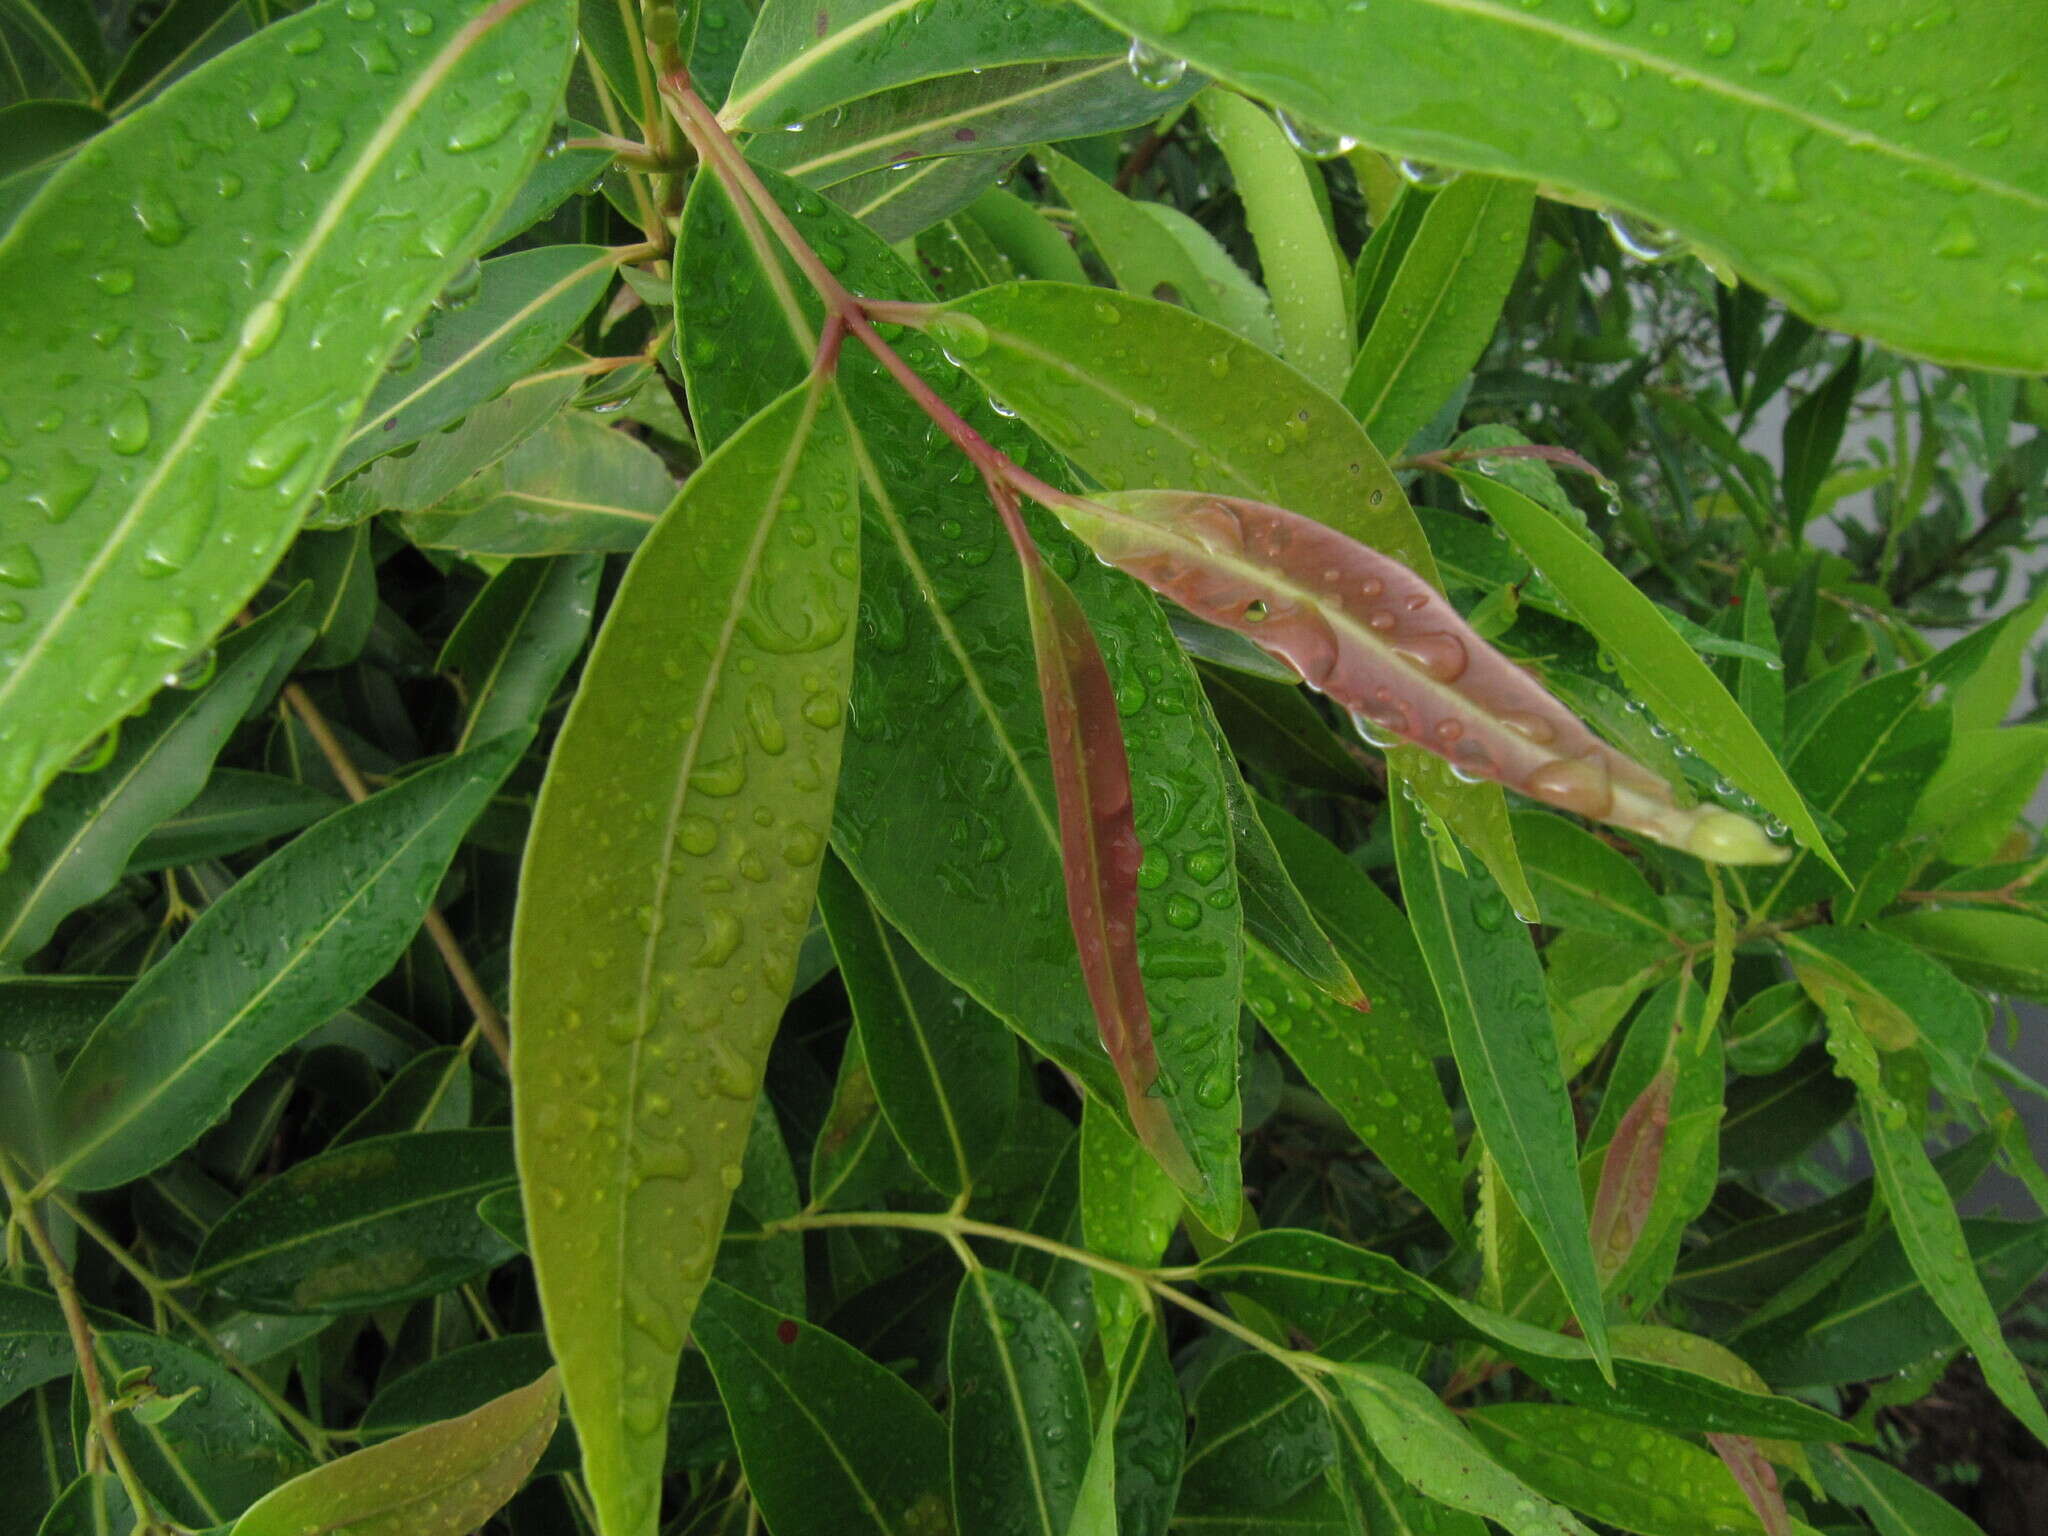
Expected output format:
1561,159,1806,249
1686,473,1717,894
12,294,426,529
3,0,2047,1534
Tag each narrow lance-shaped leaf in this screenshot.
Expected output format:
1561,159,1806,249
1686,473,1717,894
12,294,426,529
1589,1064,1675,1291
40,730,527,1192
1064,488,1780,863
0,0,576,854
511,377,857,1536
1022,546,1199,1193
1391,792,1611,1374
1453,471,1833,874
948,1267,1091,1536
1074,0,2048,371
1705,1433,1792,1536
227,1369,560,1536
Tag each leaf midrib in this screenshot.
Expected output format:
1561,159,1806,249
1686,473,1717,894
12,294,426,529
0,0,537,721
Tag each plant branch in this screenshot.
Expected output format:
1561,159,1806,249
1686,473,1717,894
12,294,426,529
44,1187,338,1458
278,682,512,1069
0,1155,166,1528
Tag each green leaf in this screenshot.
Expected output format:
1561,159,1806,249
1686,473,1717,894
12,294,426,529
399,411,674,555
1243,942,1465,1237
1861,1095,2048,1444
1200,667,1371,796
0,1285,71,1413
817,854,1017,1198
510,378,856,1536
1080,1101,1183,1367
36,1472,144,1536
721,0,1131,130
88,1331,306,1528
280,525,375,671
0,0,575,853
1037,147,1273,347
936,281,1533,911
189,1128,514,1311
746,58,1199,238
1723,982,1819,1078
1103,1311,1182,1536
1391,790,1608,1370
1197,90,1351,392
1782,925,1985,1106
1078,0,2048,370
1781,343,1861,535
949,1268,1091,1536
1879,907,2048,1000
1906,725,2048,865
1508,810,1669,941
103,0,250,113
1760,667,1950,910
1748,1215,2048,1389
0,100,102,227
693,1280,951,1536
438,553,602,750
1343,174,1532,454
228,1368,559,1536
1332,1363,1590,1536
0,0,105,98
42,731,525,1191
677,168,1246,1229
1182,1351,1335,1510
714,1096,807,1317
1223,784,1359,1008
331,1045,472,1142
331,244,617,481
1949,582,2048,733
0,589,313,965
1193,1229,1847,1441
1454,471,1829,875
359,1336,574,1477
125,770,341,872
1466,1404,1770,1536
1815,1447,1990,1536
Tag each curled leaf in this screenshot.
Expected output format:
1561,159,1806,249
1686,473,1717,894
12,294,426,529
1020,549,1199,1194
1061,490,1782,864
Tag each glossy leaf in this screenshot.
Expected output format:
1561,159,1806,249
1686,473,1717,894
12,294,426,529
0,588,313,964
1455,471,1825,870
1181,1351,1335,1509
1815,1447,1990,1536
721,0,1130,129
1862,1094,2048,1443
0,99,103,225
359,1336,573,1476
1221,780,1360,1008
949,1268,1090,1536
1392,791,1608,1369
1078,0,2048,370
0,0,575,854
126,769,341,872
693,1280,951,1536
1197,90,1351,393
331,1044,472,1142
400,410,673,555
89,1331,306,1528
1782,925,1985,1105
510,378,856,1536
1879,907,2048,1001
190,1129,515,1311
1037,147,1273,346
36,1472,145,1536
1103,1311,1182,1536
330,244,617,481
43,731,525,1191
229,1368,559,1536
438,553,602,750
816,854,1017,1197
1343,174,1534,455
0,1284,71,1412
1466,1404,1771,1536
1242,942,1465,1237
1080,1101,1182,1368
1071,485,1774,862
1332,1363,1590,1536
1192,1229,1848,1441
936,280,1536,912
1509,810,1670,940
677,168,1246,1231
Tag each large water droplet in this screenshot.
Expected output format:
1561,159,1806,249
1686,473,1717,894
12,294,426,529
447,91,531,153
1125,37,1187,90
1524,755,1614,818
249,79,297,130
1396,158,1459,189
239,298,286,357
0,544,43,589
1275,109,1356,159
1392,631,1468,683
929,310,989,359
107,391,151,455
133,190,187,246
1602,208,1686,262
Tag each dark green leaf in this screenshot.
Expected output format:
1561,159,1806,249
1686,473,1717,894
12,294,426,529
948,1268,1090,1536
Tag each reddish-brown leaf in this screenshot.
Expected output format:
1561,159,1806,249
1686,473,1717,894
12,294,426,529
1019,547,1200,1193
1064,490,1782,863
1706,1433,1793,1536
1590,1063,1675,1286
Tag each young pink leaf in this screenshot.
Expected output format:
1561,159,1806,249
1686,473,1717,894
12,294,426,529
1019,548,1202,1195
1706,1433,1793,1536
1061,490,1783,864
1589,1063,1675,1287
